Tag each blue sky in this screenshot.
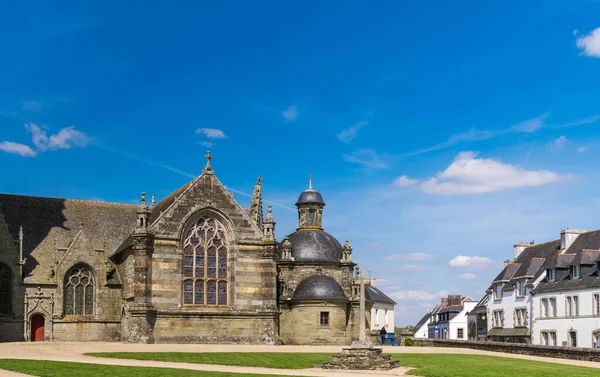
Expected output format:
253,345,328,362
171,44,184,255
2,1,600,326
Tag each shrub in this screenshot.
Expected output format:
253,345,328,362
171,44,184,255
404,337,414,347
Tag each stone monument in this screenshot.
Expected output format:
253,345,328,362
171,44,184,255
317,268,400,370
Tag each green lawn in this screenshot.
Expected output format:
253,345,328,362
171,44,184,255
87,352,600,377
397,354,600,377
0,359,295,377
87,352,332,369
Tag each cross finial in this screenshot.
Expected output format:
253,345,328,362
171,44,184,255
309,171,313,190
204,151,213,172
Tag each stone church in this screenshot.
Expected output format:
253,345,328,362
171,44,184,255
0,154,394,344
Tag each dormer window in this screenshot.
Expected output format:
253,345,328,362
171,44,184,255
516,280,526,297
547,268,556,282
494,284,503,300
571,265,581,279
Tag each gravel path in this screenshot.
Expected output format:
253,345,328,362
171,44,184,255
1,342,599,376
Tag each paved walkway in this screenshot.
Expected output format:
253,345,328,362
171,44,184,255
1,342,600,376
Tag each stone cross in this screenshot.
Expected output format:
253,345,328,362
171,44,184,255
204,151,213,172
359,269,366,343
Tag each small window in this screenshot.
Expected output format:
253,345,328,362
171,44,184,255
457,328,464,339
567,296,573,316
542,299,549,318
571,265,581,279
550,331,557,346
384,309,389,326
542,331,549,345
594,294,600,316
516,280,527,297
494,285,503,300
547,268,556,282
308,210,316,226
374,308,379,327
550,298,557,317
320,311,329,326
569,331,577,347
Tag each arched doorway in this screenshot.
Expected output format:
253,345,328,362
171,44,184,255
30,314,45,342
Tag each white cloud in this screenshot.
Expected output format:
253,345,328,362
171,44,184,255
576,27,600,57
420,151,572,195
577,146,588,153
47,126,89,149
336,121,368,143
549,136,567,150
457,273,477,281
22,100,43,112
393,175,418,187
510,114,547,133
199,141,214,148
343,149,388,170
385,253,440,262
448,255,495,269
24,123,89,152
367,242,383,248
282,105,298,121
0,141,37,157
195,128,226,139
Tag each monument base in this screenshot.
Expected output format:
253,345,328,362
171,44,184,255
316,347,400,370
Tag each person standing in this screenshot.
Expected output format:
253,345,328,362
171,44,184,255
379,326,387,345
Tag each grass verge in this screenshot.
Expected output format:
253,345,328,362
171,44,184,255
0,359,295,377
87,352,332,369
88,352,600,377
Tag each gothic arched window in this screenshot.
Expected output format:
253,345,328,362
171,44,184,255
64,265,94,316
0,263,11,316
183,216,229,306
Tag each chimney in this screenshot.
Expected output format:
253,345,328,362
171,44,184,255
560,229,586,251
513,241,534,260
503,259,511,268
448,294,462,306
441,297,448,305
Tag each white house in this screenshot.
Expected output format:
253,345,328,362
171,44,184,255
413,312,430,339
485,239,561,343
365,280,396,334
481,228,600,348
426,295,476,340
531,229,600,348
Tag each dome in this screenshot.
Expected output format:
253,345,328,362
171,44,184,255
296,189,325,206
282,229,343,263
292,275,348,302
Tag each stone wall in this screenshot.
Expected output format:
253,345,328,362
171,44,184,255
152,312,277,344
53,321,121,342
280,302,349,345
412,338,600,362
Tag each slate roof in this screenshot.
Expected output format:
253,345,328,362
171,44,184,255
534,230,600,294
365,284,396,305
414,312,430,331
0,194,138,284
291,275,348,302
281,229,343,263
296,189,325,206
493,240,561,292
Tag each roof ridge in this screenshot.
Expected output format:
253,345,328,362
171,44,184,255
0,193,137,207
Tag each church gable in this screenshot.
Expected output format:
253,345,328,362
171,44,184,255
150,168,265,241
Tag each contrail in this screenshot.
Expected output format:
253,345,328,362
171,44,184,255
93,141,295,211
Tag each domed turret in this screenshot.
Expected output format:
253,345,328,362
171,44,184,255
296,173,325,229
292,275,347,302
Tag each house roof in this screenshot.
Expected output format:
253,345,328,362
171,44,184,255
534,230,600,294
414,312,430,331
493,240,560,292
365,284,396,305
0,194,137,284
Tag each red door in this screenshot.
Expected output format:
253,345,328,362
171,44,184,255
30,315,45,342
